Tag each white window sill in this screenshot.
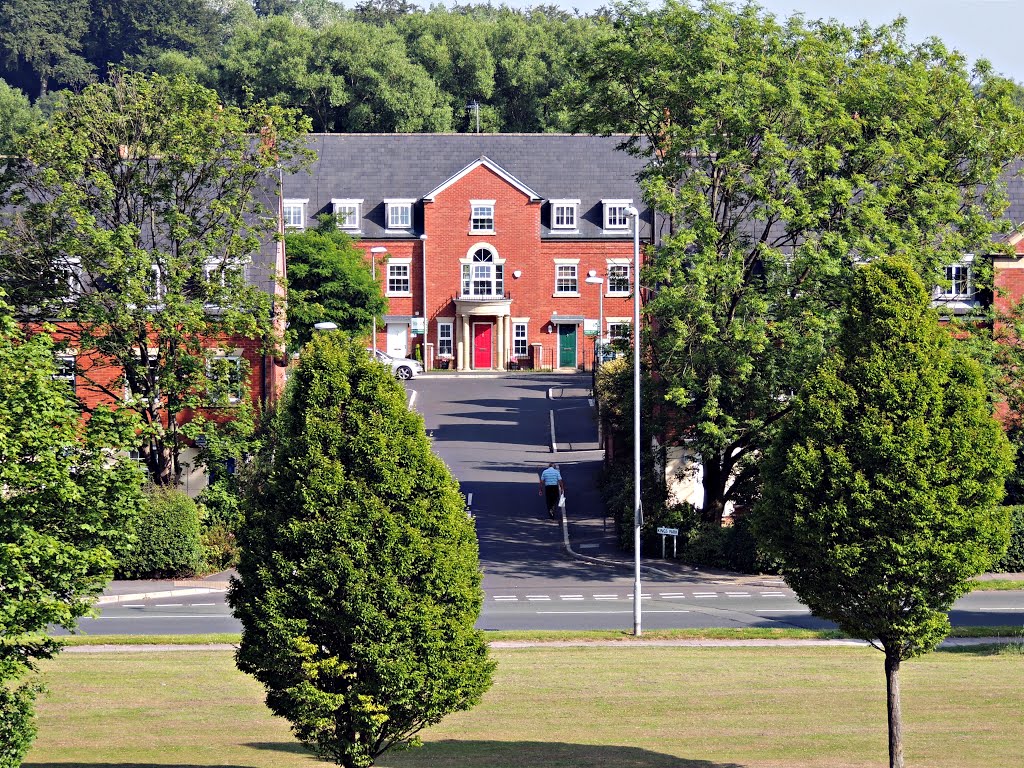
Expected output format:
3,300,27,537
607,291,630,298
603,228,630,233
470,229,496,236
387,292,413,298
554,292,580,298
384,229,414,235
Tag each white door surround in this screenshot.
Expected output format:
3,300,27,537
387,323,408,358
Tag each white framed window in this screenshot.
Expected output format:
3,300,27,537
147,263,163,301
206,354,244,405
204,259,243,288
941,262,973,299
461,247,505,297
332,198,363,230
513,322,528,358
283,198,308,230
385,199,415,230
608,320,631,340
602,199,632,231
470,200,495,233
53,354,76,392
554,260,579,296
550,199,579,230
437,321,454,356
62,258,82,300
607,262,630,295
387,258,412,295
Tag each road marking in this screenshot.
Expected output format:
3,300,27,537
588,398,595,407
155,603,183,607
466,492,473,507
593,594,618,600
493,596,518,601
559,595,584,600
549,409,558,452
627,594,653,600
536,609,692,615
725,592,750,597
760,592,787,597
658,593,688,598
190,603,216,607
989,608,1021,611
123,604,145,608
526,595,551,601
693,593,716,598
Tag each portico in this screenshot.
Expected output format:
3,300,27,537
454,295,513,371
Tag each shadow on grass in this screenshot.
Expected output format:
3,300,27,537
378,740,747,768
243,742,313,755
936,642,1024,656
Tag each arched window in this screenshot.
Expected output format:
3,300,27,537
461,247,504,297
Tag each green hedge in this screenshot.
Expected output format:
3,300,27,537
117,487,204,578
995,506,1024,573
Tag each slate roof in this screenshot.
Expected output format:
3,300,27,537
283,133,651,240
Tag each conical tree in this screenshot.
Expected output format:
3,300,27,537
229,332,494,768
756,258,1012,768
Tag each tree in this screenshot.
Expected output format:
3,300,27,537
0,0,93,97
2,70,311,484
230,332,494,768
0,294,144,766
567,0,1024,525
285,217,386,353
756,258,1012,768
0,80,41,155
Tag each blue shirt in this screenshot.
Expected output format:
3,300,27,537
540,467,562,486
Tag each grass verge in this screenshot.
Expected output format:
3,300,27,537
970,578,1024,590
28,645,1023,768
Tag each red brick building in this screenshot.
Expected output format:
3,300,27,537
282,134,654,371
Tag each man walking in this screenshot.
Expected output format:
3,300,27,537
538,462,564,519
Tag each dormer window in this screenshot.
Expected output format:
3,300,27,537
332,198,362,231
602,199,632,231
942,262,972,298
385,199,415,230
283,198,308,230
470,200,495,233
550,199,579,231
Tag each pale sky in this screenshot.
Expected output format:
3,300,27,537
496,0,1024,84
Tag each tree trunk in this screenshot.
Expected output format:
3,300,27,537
885,651,904,768
700,456,728,527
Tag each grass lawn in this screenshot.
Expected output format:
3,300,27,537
26,644,1023,768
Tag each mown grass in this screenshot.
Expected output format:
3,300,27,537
27,644,1023,768
970,578,1024,590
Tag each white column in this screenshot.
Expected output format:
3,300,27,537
496,318,505,371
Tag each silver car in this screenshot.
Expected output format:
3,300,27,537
367,348,423,380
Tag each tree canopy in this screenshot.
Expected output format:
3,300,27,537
230,331,493,768
1,70,311,484
567,0,1024,525
0,294,144,766
756,258,1012,768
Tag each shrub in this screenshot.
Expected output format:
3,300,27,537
995,506,1024,573
118,487,204,578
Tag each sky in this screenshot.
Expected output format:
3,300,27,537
499,0,1024,84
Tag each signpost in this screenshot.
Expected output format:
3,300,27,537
657,526,679,559
410,317,425,335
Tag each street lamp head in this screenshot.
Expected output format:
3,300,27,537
625,206,640,218
370,246,388,254
585,276,604,284
313,321,338,331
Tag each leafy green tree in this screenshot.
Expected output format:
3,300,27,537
285,217,386,353
756,258,1012,768
0,294,144,766
230,332,493,768
0,80,40,154
2,70,311,484
0,0,93,96
568,0,1024,525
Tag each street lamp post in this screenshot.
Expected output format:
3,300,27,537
370,246,388,356
584,273,604,369
626,206,641,637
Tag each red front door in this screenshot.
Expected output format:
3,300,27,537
473,323,492,369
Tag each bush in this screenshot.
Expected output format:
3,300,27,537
995,506,1024,572
118,487,204,578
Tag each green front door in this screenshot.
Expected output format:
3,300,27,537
558,324,577,368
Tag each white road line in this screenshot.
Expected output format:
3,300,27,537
493,596,518,601
190,603,216,607
526,595,551,601
989,608,1022,611
693,593,716,598
155,603,183,607
658,593,688,598
627,594,653,600
760,592,787,597
123,604,145,608
588,397,595,407
559,595,584,600
593,595,618,600
467,492,473,507
537,609,692,615
725,592,750,597
549,409,558,452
